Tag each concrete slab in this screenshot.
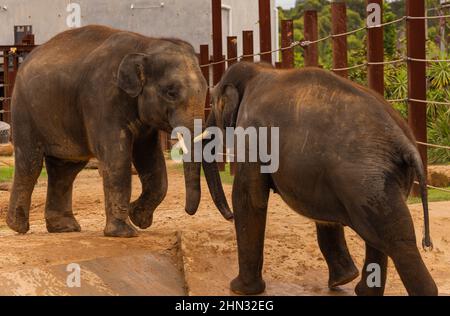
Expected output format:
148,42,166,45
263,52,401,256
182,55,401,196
0,253,186,296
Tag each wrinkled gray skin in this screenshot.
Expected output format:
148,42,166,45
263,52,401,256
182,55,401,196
7,25,232,238
211,62,437,296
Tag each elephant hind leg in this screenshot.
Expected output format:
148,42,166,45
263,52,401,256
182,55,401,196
355,243,387,296
7,127,44,234
388,242,437,296
348,187,437,296
44,156,87,233
316,223,359,289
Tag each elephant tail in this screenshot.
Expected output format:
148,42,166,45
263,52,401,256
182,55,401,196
403,142,433,251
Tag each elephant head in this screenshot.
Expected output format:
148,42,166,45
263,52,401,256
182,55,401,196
116,41,232,221
211,62,268,130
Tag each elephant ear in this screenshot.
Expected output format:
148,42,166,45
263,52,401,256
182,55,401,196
117,53,148,98
221,84,240,128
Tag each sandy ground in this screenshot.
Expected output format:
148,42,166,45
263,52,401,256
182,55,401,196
0,162,449,296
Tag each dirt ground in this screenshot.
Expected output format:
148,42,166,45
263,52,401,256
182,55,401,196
0,161,449,296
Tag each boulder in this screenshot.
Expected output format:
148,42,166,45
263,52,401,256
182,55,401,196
0,143,13,156
428,166,450,188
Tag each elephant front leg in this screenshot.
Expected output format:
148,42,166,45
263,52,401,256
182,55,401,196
230,163,270,295
129,130,168,229
99,140,137,238
316,223,359,289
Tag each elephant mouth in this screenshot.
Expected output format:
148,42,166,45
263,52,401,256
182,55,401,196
175,130,211,155
163,114,233,221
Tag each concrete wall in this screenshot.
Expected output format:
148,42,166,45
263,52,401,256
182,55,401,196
78,0,211,50
0,0,278,57
0,0,71,45
0,0,211,49
222,0,278,61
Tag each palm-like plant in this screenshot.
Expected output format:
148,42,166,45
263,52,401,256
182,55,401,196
426,56,450,164
385,65,408,117
428,115,450,164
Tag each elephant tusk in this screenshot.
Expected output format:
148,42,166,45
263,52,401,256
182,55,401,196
177,133,189,154
193,130,211,144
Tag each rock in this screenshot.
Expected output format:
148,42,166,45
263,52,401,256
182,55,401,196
428,172,450,188
428,166,450,188
0,143,13,156
0,157,14,167
0,183,11,192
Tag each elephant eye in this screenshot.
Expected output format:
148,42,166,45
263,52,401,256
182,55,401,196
162,84,180,101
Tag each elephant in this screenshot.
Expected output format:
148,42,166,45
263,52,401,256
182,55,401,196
209,62,438,296
7,25,232,238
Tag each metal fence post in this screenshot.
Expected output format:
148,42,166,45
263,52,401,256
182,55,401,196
227,36,238,68
212,0,225,85
331,1,348,78
258,0,272,64
407,0,428,194
281,20,294,69
304,10,319,67
200,45,211,120
243,31,255,62
367,0,385,95
227,37,238,175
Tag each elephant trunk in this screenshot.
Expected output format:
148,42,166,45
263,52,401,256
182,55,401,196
202,113,234,220
183,160,202,215
181,113,233,220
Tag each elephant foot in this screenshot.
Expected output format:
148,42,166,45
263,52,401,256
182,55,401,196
230,276,266,295
355,280,385,296
46,215,81,233
6,208,30,234
329,264,359,289
129,200,154,229
104,218,138,238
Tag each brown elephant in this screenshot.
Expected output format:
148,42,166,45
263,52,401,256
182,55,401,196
7,25,232,238
209,62,437,296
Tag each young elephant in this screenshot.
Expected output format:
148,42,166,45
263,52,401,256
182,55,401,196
7,25,232,238
210,62,437,296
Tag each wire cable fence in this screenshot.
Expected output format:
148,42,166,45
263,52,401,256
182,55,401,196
200,13,450,69
0,8,448,191
201,12,450,108
415,182,450,194
199,7,450,191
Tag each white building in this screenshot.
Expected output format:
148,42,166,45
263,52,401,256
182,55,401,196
0,0,279,59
